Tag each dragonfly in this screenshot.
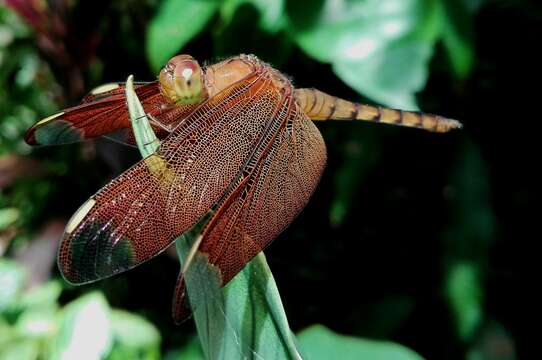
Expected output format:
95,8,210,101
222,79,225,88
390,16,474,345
25,54,462,323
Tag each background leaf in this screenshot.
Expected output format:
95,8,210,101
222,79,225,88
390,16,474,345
52,292,112,360
18,281,62,312
297,325,425,360
288,0,442,109
0,208,19,230
445,262,483,341
108,310,161,360
438,0,475,80
14,307,57,339
220,0,286,33
0,259,25,313
0,339,39,360
146,0,219,71
110,310,161,349
163,338,204,360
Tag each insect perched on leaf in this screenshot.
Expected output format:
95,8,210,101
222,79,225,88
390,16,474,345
25,54,462,323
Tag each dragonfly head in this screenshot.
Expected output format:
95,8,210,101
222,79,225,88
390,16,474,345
159,55,208,105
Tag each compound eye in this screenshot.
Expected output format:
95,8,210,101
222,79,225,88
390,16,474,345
159,55,208,105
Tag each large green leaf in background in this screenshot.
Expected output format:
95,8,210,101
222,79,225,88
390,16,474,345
438,0,475,80
125,76,301,360
145,0,476,110
146,0,220,71
297,325,425,360
220,0,286,33
287,0,441,109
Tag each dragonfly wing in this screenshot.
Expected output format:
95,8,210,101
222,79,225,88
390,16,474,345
81,82,155,103
58,72,286,285
172,101,327,322
25,82,196,145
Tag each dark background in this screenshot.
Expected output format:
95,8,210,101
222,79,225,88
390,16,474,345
1,0,539,359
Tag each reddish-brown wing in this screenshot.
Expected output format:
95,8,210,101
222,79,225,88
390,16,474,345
58,71,289,285
172,96,327,323
80,82,156,103
24,82,197,145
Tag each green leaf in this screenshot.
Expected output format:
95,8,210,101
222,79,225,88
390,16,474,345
177,235,301,359
107,310,161,360
146,0,219,72
52,292,112,360
0,259,26,313
288,0,442,109
19,281,62,311
110,310,161,349
0,318,15,348
163,338,204,360
297,325,425,360
0,339,40,360
438,0,475,79
15,307,58,339
445,262,483,341
126,74,301,360
220,0,286,33
0,207,19,230
212,3,293,67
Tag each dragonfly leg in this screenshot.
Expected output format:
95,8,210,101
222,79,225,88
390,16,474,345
147,113,174,133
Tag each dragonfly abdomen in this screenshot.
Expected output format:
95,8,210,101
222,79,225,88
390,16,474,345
295,88,462,133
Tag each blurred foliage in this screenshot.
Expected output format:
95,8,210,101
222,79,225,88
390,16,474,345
1,0,534,358
443,140,494,343
0,5,58,154
0,259,160,360
145,0,475,109
297,325,424,360
147,0,220,71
